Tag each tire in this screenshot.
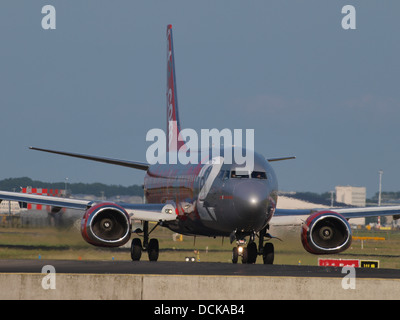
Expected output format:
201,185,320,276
131,238,142,261
232,247,238,264
148,238,159,262
263,243,274,264
241,247,248,264
247,242,257,264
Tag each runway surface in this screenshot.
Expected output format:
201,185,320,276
1,259,400,279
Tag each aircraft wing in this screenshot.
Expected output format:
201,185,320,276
0,190,91,210
273,204,400,255
0,191,177,222
119,203,177,222
274,205,400,219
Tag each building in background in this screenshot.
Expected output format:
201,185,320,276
335,186,366,226
0,200,21,214
335,186,366,207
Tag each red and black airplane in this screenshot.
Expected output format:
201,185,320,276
1,25,399,264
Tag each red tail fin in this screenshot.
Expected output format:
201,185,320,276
166,24,185,152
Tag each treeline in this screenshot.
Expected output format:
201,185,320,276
283,192,341,207
0,177,143,198
289,191,400,205
2,177,400,204
368,192,400,203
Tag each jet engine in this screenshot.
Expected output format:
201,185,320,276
301,211,352,254
81,202,131,247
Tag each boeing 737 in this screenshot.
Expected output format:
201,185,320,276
1,25,400,264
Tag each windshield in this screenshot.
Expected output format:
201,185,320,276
228,170,267,179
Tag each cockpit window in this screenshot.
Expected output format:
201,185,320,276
251,171,267,179
217,170,229,180
230,170,249,178
228,170,267,179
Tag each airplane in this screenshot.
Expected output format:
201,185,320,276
1,24,400,264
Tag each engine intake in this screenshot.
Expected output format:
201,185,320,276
81,202,131,247
301,211,352,254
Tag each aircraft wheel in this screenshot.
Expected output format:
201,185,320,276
232,247,238,264
263,243,274,264
131,238,142,261
241,247,248,264
247,242,257,264
148,238,159,262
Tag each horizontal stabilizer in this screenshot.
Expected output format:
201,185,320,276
30,147,149,171
267,156,296,162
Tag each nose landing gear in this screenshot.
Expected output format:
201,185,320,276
232,239,250,264
231,226,275,264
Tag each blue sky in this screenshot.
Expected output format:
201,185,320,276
0,1,399,197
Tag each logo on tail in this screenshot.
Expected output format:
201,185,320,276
166,25,185,152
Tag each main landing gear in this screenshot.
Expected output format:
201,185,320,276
231,226,275,264
130,221,160,262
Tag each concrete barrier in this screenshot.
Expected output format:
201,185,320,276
0,273,400,300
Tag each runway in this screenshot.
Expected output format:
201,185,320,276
1,259,400,279
1,259,400,299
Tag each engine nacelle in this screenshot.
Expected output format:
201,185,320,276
301,211,352,254
81,202,131,247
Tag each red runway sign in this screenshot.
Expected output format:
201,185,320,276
318,258,360,267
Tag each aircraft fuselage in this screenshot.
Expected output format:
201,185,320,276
144,147,278,238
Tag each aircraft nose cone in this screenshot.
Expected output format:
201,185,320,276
232,180,269,230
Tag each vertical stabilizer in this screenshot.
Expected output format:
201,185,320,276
166,24,185,152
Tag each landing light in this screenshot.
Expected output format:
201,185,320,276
250,197,258,204
165,209,173,214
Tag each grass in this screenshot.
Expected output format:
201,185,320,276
0,224,399,269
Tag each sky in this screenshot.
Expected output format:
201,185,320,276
0,1,399,197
